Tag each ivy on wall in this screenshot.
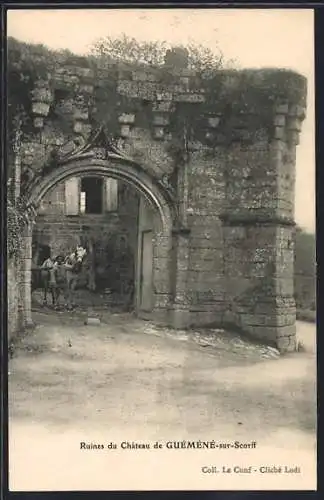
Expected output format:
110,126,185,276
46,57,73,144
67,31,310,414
7,197,29,258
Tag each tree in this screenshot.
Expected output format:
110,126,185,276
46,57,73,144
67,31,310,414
294,227,316,311
295,227,316,277
91,34,227,75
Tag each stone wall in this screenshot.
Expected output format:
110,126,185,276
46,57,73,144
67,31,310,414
8,41,308,351
219,103,303,351
185,150,226,326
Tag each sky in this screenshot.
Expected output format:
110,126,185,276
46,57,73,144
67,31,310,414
7,8,315,232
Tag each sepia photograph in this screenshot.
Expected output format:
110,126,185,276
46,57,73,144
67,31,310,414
6,7,316,491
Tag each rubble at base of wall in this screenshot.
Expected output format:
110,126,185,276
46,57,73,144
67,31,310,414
151,303,295,354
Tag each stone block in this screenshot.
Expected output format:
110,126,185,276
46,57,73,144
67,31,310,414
169,307,191,329
85,317,101,325
179,76,190,86
73,108,89,121
188,270,224,286
32,102,50,117
153,294,171,308
288,104,306,119
152,101,173,112
33,117,44,129
79,83,94,94
154,281,171,294
156,91,173,101
274,114,286,127
273,313,295,327
207,116,220,128
287,130,300,145
120,124,131,137
73,121,83,133
275,103,289,114
189,310,223,327
150,308,170,326
153,257,170,271
189,256,223,273
174,93,205,103
287,118,302,132
72,67,94,79
190,289,224,305
276,335,296,353
152,114,170,126
247,325,277,343
190,246,222,260
240,313,268,327
273,126,286,140
132,71,150,82
153,245,170,259
276,324,296,338
190,237,223,249
118,113,135,124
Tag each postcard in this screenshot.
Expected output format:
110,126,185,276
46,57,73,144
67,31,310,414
6,7,316,492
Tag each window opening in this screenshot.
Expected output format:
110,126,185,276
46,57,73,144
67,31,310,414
80,177,103,214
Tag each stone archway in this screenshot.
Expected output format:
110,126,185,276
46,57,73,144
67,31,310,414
30,158,175,231
20,156,177,327
8,52,308,352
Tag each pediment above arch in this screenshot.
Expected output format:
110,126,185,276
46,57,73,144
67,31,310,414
20,125,177,205
47,125,176,188
53,126,138,167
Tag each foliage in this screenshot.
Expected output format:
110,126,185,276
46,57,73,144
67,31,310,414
7,197,30,258
91,35,306,135
295,227,316,277
296,309,316,323
294,227,316,311
92,35,168,66
91,34,225,74
185,41,226,74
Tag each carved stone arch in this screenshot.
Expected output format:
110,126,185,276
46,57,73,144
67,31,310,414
21,153,177,328
25,125,178,227
28,157,177,233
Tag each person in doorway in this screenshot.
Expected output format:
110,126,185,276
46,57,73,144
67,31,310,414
41,255,55,270
40,254,56,306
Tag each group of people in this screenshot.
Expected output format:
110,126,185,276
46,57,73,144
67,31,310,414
38,245,87,309
41,245,86,269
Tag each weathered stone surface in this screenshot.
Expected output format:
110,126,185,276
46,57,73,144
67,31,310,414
8,46,307,352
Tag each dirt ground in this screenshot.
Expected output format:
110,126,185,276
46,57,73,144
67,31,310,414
8,310,317,491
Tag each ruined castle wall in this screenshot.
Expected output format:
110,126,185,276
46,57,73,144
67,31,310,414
8,42,307,351
185,150,226,326
221,102,304,351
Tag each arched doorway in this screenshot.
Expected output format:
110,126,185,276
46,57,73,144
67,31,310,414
21,157,176,326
